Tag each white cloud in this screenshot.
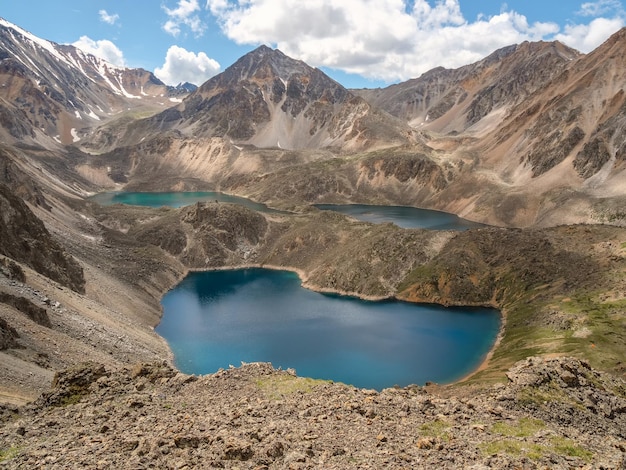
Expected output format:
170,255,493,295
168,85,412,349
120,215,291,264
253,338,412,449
577,0,623,17
72,36,126,67
154,45,220,85
205,0,624,83
99,9,119,25
163,0,206,37
555,16,624,52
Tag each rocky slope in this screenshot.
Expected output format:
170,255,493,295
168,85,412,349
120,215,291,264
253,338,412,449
0,183,84,293
0,357,624,469
353,41,580,135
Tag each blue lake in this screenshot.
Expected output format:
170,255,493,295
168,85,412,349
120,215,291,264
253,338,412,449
157,268,500,390
90,192,482,230
89,191,282,213
315,204,484,230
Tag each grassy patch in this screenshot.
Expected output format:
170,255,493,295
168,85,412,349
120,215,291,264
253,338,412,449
0,446,20,462
558,294,626,372
59,393,84,407
550,437,593,461
515,379,582,409
491,418,545,437
481,437,592,462
256,374,331,400
481,440,544,460
419,419,452,440
482,418,593,463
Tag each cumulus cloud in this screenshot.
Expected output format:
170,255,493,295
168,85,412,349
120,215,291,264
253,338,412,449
577,0,623,17
205,0,624,82
155,45,220,85
163,0,206,37
72,36,126,67
99,9,119,25
555,16,624,52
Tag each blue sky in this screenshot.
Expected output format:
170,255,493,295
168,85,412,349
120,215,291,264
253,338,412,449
1,1,624,88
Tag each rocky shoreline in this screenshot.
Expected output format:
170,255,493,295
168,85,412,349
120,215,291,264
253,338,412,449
1,357,625,469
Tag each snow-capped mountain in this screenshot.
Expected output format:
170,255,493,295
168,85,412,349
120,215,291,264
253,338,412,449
0,17,184,145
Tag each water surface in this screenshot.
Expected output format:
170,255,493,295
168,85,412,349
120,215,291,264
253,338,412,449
315,204,483,230
89,191,281,213
157,268,500,390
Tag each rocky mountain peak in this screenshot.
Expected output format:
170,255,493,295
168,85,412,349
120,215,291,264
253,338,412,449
199,45,332,93
158,45,410,150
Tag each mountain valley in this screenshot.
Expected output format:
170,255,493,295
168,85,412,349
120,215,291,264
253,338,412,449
0,17,625,468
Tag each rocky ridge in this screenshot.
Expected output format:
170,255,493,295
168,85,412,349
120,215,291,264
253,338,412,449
0,357,624,469
96,45,415,153
353,41,579,135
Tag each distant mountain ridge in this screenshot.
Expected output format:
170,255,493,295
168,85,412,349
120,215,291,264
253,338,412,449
0,16,625,228
353,40,580,135
0,17,187,145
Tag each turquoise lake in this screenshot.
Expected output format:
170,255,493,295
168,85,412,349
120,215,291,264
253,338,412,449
157,268,501,390
89,191,282,213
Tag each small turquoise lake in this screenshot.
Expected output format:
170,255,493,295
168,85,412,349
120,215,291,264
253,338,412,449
157,268,500,390
89,191,282,213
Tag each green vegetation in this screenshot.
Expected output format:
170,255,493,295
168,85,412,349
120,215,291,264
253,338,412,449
491,418,545,437
0,446,20,462
59,393,84,407
481,420,593,462
550,436,593,461
515,381,579,408
559,293,626,373
419,419,452,441
255,374,331,400
481,440,544,460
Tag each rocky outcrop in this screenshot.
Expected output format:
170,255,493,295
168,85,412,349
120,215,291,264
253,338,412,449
126,202,270,268
0,358,624,469
0,183,85,293
0,293,51,328
398,227,598,306
0,316,19,350
360,150,448,188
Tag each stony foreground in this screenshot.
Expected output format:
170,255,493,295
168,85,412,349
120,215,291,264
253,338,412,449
0,357,625,469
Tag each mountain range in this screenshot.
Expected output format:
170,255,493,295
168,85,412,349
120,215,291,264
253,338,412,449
1,17,625,227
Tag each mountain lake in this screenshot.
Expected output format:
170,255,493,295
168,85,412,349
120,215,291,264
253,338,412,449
314,204,484,230
93,191,497,388
88,191,283,213
90,192,483,230
157,268,500,389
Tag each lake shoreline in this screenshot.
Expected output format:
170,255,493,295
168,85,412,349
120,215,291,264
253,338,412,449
160,263,504,388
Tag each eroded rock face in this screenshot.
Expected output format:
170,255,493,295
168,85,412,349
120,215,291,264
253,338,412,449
0,316,19,350
0,293,51,328
1,358,624,469
0,184,85,293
